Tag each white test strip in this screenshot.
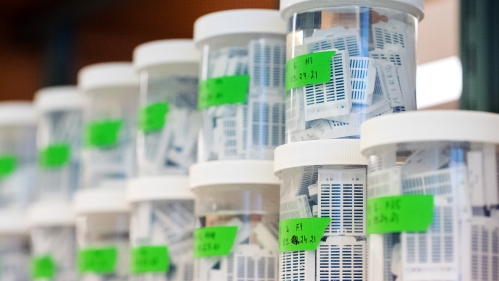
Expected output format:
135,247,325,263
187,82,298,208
280,194,313,220
310,119,358,139
467,151,486,206
401,147,450,176
280,250,316,281
367,166,402,198
254,223,279,255
483,144,499,206
350,57,377,105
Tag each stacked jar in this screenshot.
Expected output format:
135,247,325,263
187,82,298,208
191,9,285,281
28,86,83,281
74,63,139,281
128,39,199,281
0,102,37,281
361,111,499,281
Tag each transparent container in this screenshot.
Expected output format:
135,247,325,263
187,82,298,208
194,9,287,162
281,0,424,142
78,63,139,189
360,111,499,281
189,161,280,281
0,235,30,281
128,177,195,281
274,140,368,281
133,40,200,176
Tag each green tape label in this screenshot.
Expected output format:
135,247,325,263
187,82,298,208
198,75,250,109
130,246,169,274
31,256,55,279
194,226,238,258
139,102,169,132
367,195,434,235
0,155,16,178
78,247,118,274
285,51,336,92
39,143,71,168
279,218,330,252
84,120,123,147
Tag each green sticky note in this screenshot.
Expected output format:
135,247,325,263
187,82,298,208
279,218,330,252
78,247,118,274
84,120,123,147
31,255,55,279
39,143,71,168
139,102,169,132
130,245,168,274
198,75,250,109
0,155,16,179
285,51,336,92
366,195,434,235
194,226,238,258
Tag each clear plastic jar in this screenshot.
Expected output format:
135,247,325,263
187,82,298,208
133,40,200,176
128,177,195,281
281,0,424,142
194,9,287,161
78,63,139,189
274,140,368,281
189,161,279,281
360,111,499,281
0,235,30,281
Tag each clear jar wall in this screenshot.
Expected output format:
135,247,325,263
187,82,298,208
365,141,499,281
82,87,139,189
137,65,200,176
285,7,417,142
198,34,287,161
31,226,77,281
193,184,279,281
130,200,195,281
76,213,129,281
0,235,30,281
278,165,368,280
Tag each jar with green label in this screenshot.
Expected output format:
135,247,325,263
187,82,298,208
189,161,280,281
77,63,139,189
360,111,499,281
193,9,287,162
280,0,423,142
274,139,368,281
127,177,195,281
133,39,200,176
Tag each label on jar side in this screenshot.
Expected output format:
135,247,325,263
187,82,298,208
31,255,55,279
78,247,118,274
193,226,238,258
285,51,336,92
198,75,250,109
139,102,169,132
39,143,71,168
84,119,123,147
279,218,330,252
0,154,16,178
130,245,169,274
366,195,434,235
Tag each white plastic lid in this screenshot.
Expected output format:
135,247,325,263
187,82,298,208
74,188,130,215
194,9,286,46
0,209,27,235
127,176,194,203
34,86,83,113
360,110,499,155
133,39,199,70
189,160,279,189
77,62,139,91
27,201,75,227
0,101,36,127
274,139,367,174
280,0,424,21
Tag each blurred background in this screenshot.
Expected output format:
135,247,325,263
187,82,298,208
0,0,459,108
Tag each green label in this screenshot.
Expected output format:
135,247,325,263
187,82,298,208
139,102,169,132
198,75,250,109
39,143,71,168
279,218,330,252
194,226,238,258
31,256,55,279
84,120,123,147
285,51,336,92
366,195,434,235
78,247,118,274
0,155,16,178
130,246,169,274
